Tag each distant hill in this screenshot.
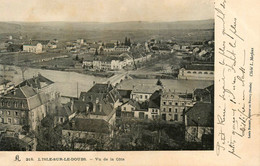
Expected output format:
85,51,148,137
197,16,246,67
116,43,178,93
0,19,214,33
0,19,214,42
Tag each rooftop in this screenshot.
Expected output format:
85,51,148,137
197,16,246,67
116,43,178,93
16,74,54,89
63,118,110,134
185,102,214,127
184,64,214,71
148,90,161,109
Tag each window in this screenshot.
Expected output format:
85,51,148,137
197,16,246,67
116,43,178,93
15,102,18,108
175,108,178,113
210,72,214,74
187,71,191,73
1,101,4,106
15,112,19,116
163,108,166,112
8,118,12,124
169,102,172,105
163,101,166,105
1,118,4,123
7,111,10,115
198,72,202,74
140,95,143,99
174,114,178,121
193,71,197,74
68,132,71,136
123,107,126,111
152,109,154,113
131,107,134,111
204,72,208,74
175,102,178,106
60,117,64,123
169,108,172,112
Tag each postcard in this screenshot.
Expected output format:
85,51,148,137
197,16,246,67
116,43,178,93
0,0,259,165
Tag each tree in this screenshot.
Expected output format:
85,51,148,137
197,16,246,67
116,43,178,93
124,37,128,46
128,38,131,46
156,78,163,86
94,48,98,56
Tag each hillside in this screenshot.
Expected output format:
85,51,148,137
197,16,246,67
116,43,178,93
0,19,214,42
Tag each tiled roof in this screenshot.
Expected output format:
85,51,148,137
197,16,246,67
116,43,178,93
118,89,132,99
132,84,159,94
55,104,72,117
2,85,49,110
87,83,113,93
148,90,161,109
16,74,54,89
184,64,214,71
185,102,214,127
64,118,110,134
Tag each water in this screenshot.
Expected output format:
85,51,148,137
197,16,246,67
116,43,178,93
0,65,107,97
0,65,214,97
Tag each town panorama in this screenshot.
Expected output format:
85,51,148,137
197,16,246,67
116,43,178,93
0,20,214,151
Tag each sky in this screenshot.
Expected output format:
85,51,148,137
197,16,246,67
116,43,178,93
0,0,214,22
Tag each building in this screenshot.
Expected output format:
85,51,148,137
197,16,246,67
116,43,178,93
16,73,57,101
111,60,124,70
0,79,15,96
103,43,115,52
130,84,160,102
23,43,42,53
120,99,149,120
82,60,93,69
62,118,111,150
160,89,194,122
53,104,72,126
148,90,161,120
66,45,76,51
0,85,49,132
194,84,214,103
93,60,111,71
78,83,121,125
184,102,214,146
31,40,50,49
48,42,57,49
115,46,130,52
118,89,132,103
178,63,214,80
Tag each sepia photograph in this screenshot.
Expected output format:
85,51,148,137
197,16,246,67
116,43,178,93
0,0,215,152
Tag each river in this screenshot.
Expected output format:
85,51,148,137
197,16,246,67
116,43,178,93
0,65,214,97
0,65,107,97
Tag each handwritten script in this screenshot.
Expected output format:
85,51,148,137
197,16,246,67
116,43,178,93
215,0,255,159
